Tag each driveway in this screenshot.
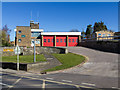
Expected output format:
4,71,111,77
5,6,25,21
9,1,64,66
61,47,118,78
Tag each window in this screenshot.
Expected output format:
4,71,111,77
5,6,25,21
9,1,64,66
98,33,101,36
57,39,59,42
72,39,74,42
44,39,46,42
102,34,106,37
76,39,78,42
60,39,62,42
69,39,71,42
18,31,21,34
31,32,41,37
36,40,40,44
108,34,111,36
21,35,25,37
48,39,50,42
64,39,66,42
32,41,34,44
52,39,53,42
18,39,21,42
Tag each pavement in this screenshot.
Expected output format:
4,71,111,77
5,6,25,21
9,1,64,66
0,47,119,89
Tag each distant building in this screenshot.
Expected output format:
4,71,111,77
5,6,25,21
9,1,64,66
114,32,120,39
14,21,81,47
92,30,114,40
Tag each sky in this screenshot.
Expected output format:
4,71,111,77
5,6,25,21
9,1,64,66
2,2,118,41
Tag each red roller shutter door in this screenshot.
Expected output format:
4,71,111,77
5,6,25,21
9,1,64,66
56,36,66,47
68,36,78,46
43,36,54,47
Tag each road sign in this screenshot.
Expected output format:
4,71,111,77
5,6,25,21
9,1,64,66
3,49,14,52
14,45,20,55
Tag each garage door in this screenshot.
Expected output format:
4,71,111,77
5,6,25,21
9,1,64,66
56,35,66,47
68,36,78,46
43,36,54,47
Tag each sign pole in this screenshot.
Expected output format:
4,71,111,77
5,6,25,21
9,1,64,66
17,46,19,71
34,39,36,62
15,45,20,71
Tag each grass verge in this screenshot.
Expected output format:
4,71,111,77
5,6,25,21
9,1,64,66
43,53,85,72
2,54,46,63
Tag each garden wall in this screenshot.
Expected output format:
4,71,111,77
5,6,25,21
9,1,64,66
1,47,68,56
0,61,49,71
79,41,120,54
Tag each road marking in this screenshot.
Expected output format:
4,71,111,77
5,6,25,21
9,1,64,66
79,85,95,89
112,87,120,89
42,80,45,89
62,80,72,83
0,82,13,88
13,77,23,85
81,82,95,86
2,72,96,89
46,77,53,80
9,76,23,89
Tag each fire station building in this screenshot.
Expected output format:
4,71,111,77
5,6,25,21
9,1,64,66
14,21,81,47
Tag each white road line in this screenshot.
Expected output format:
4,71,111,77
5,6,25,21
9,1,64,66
46,77,53,80
0,82,8,86
81,82,95,86
62,80,72,83
9,76,23,88
42,80,45,89
13,77,22,85
112,87,120,89
0,82,12,87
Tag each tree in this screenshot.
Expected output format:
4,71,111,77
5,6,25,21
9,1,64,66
70,29,79,32
85,24,92,38
93,21,107,33
81,29,85,39
2,25,11,46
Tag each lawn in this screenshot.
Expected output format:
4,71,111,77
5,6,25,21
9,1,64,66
43,53,85,72
2,54,46,63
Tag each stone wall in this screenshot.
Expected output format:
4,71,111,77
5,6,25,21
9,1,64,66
0,61,49,71
1,47,68,56
79,41,120,53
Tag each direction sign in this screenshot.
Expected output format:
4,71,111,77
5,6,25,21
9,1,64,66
15,45,21,55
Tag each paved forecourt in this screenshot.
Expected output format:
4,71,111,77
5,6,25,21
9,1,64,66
62,47,118,78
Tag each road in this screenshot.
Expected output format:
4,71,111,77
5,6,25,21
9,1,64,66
1,71,97,90
1,47,119,89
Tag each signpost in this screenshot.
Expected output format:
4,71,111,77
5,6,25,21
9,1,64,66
34,39,36,62
14,45,20,71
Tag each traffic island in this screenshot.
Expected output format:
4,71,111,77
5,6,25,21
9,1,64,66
1,54,48,71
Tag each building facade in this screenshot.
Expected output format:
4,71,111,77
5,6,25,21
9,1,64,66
92,30,114,40
15,21,81,47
